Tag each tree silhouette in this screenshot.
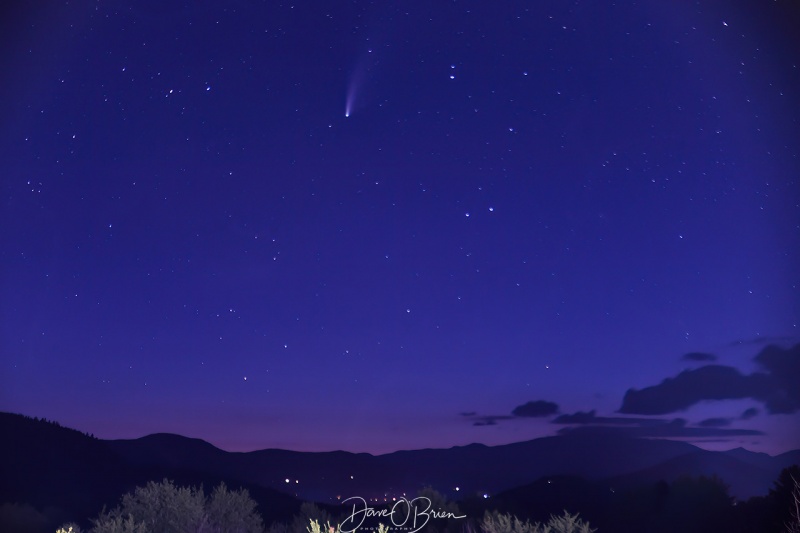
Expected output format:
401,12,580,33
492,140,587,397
768,466,800,533
65,478,264,533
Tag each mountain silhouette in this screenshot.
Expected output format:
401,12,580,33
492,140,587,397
106,429,793,501
0,412,301,531
1,411,797,531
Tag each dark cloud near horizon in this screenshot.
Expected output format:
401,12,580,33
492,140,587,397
462,414,516,426
552,410,668,426
699,417,732,427
512,400,559,418
620,344,800,416
741,407,759,420
557,419,764,439
682,352,717,362
467,345,796,440
754,344,800,412
466,400,559,427
551,410,762,443
620,365,770,414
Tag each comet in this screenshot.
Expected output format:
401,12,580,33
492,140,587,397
345,84,356,118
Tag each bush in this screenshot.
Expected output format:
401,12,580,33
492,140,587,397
292,502,332,533
116,479,206,533
56,525,84,533
542,511,596,533
786,473,800,533
480,510,595,533
207,482,264,533
90,513,148,533
59,478,265,533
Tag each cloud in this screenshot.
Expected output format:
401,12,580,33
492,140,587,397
557,420,764,439
620,344,800,415
466,345,797,441
682,352,717,362
753,344,800,413
512,400,559,417
553,410,668,426
620,365,771,414
463,414,516,426
698,417,731,427
552,410,602,424
465,400,559,427
740,407,759,420
553,410,751,436
549,403,765,441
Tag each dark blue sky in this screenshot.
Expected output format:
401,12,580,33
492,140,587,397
1,0,798,455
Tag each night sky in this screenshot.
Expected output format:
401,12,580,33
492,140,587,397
1,1,799,456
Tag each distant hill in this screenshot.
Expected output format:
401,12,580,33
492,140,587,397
1,411,797,531
106,428,795,502
0,412,301,532
605,448,797,498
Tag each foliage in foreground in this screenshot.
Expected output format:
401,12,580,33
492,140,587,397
58,479,263,533
785,472,800,533
480,510,595,533
52,468,800,533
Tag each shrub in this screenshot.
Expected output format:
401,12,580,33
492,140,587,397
117,479,206,533
67,478,264,533
207,482,264,533
90,513,148,533
787,473,800,533
542,511,596,533
481,511,541,533
480,510,595,533
56,526,84,533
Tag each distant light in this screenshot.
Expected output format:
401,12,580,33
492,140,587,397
483,494,488,499
285,479,290,483
455,487,460,491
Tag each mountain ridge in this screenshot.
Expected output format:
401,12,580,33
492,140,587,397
2,410,797,526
